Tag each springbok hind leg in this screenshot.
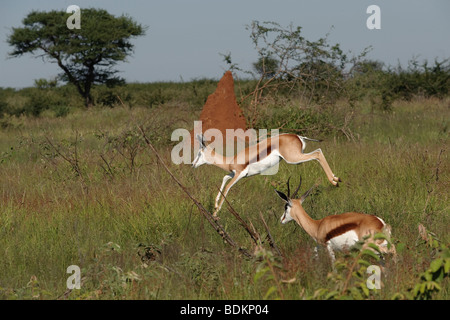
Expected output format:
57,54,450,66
315,148,341,185
289,148,341,186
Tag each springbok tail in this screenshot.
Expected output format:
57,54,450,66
382,224,392,239
301,136,323,143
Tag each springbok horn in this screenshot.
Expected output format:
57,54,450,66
291,176,302,198
300,183,319,202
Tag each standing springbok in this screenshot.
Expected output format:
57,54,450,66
275,177,396,263
192,133,341,218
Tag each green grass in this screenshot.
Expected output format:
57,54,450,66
0,96,448,300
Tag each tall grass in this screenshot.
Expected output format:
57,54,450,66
0,96,448,299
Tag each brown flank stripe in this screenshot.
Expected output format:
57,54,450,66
325,223,358,242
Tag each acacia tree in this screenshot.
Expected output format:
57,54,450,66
8,8,145,107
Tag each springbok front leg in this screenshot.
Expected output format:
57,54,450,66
215,172,234,209
213,171,244,218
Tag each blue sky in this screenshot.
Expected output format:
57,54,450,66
1,0,449,88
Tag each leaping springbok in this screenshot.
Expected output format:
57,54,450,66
192,133,341,218
275,177,397,263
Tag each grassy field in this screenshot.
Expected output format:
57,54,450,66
0,92,448,300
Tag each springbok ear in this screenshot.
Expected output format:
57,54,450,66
274,189,290,203
196,134,206,148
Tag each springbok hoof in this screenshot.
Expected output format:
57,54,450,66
212,210,220,221
331,180,339,187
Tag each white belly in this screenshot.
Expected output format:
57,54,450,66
327,230,359,251
246,152,281,176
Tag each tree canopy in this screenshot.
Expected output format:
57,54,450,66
8,8,145,107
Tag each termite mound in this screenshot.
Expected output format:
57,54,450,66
190,71,247,152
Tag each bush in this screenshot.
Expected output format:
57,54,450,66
348,58,450,110
255,100,333,136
